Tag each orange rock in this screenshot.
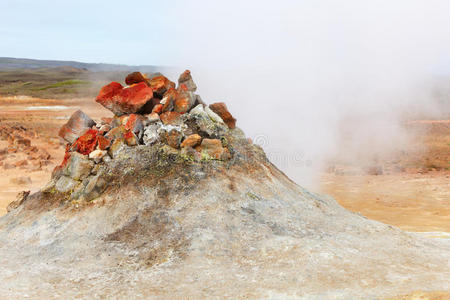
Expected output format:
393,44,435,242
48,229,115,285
124,131,138,146
124,114,144,133
178,70,197,92
96,82,153,116
160,111,182,125
152,104,163,114
149,75,175,97
209,102,236,129
199,138,230,159
180,134,202,148
97,135,111,150
162,88,177,112
71,129,99,155
59,110,96,143
165,130,183,149
125,72,149,86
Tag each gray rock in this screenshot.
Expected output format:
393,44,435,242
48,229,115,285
143,124,160,145
81,172,107,201
55,175,79,193
58,110,95,143
63,152,94,180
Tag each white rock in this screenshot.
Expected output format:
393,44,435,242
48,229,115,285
89,150,107,163
205,106,224,123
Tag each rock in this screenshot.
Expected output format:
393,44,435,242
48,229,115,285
164,129,183,149
143,124,160,145
178,70,197,92
81,172,107,202
209,102,236,129
124,131,138,146
186,105,228,138
151,104,163,114
58,110,96,143
98,124,111,134
95,82,153,116
161,88,177,112
160,111,182,125
108,138,126,158
181,134,202,148
105,126,126,140
14,159,28,167
204,106,224,123
55,176,79,193
97,135,111,150
125,72,149,86
139,98,161,114
198,138,230,160
71,129,99,155
180,146,202,161
6,190,30,212
145,113,160,124
174,89,195,114
10,176,32,185
63,152,94,180
149,75,176,98
124,114,144,134
89,149,107,163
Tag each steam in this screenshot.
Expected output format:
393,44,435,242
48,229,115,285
155,0,450,188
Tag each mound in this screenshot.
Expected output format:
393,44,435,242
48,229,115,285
0,71,448,299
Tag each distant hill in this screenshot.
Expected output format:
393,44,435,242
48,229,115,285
0,57,160,99
0,57,157,73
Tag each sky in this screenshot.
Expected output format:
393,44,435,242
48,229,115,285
1,0,450,187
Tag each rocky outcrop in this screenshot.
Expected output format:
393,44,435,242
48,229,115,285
0,70,448,299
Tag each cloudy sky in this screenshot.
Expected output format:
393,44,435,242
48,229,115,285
1,0,450,187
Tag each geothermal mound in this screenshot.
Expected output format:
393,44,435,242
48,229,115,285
0,71,448,299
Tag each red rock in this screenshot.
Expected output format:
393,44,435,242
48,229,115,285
180,134,202,148
59,110,96,143
95,82,153,116
162,88,177,112
97,135,111,150
208,102,236,129
125,72,149,86
152,104,163,114
71,129,99,155
160,112,181,125
178,70,197,92
124,131,138,146
124,114,144,133
149,75,175,97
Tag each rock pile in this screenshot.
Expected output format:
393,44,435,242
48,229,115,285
53,70,237,201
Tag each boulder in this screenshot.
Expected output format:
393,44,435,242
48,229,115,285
160,111,182,125
125,72,149,86
180,134,202,148
178,70,197,92
149,75,176,98
96,82,153,116
58,110,95,143
174,89,195,114
63,152,94,180
71,129,99,155
161,88,177,112
209,102,236,129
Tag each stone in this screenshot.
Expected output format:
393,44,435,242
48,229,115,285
63,152,94,180
180,146,202,162
174,89,195,114
71,129,99,155
105,126,126,140
89,149,107,163
124,131,138,146
10,176,32,185
108,138,126,158
204,106,224,123
209,102,236,129
198,138,230,160
186,105,228,138
145,113,160,124
125,72,149,86
98,124,111,134
82,173,107,202
58,110,96,143
164,129,183,149
180,134,202,148
139,98,161,114
161,88,177,112
151,104,163,114
6,190,30,212
160,111,182,125
55,176,79,193
124,114,144,134
149,75,176,98
95,82,153,116
97,135,111,150
178,70,197,92
143,124,160,145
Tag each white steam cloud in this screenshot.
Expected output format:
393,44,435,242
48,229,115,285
157,0,450,188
